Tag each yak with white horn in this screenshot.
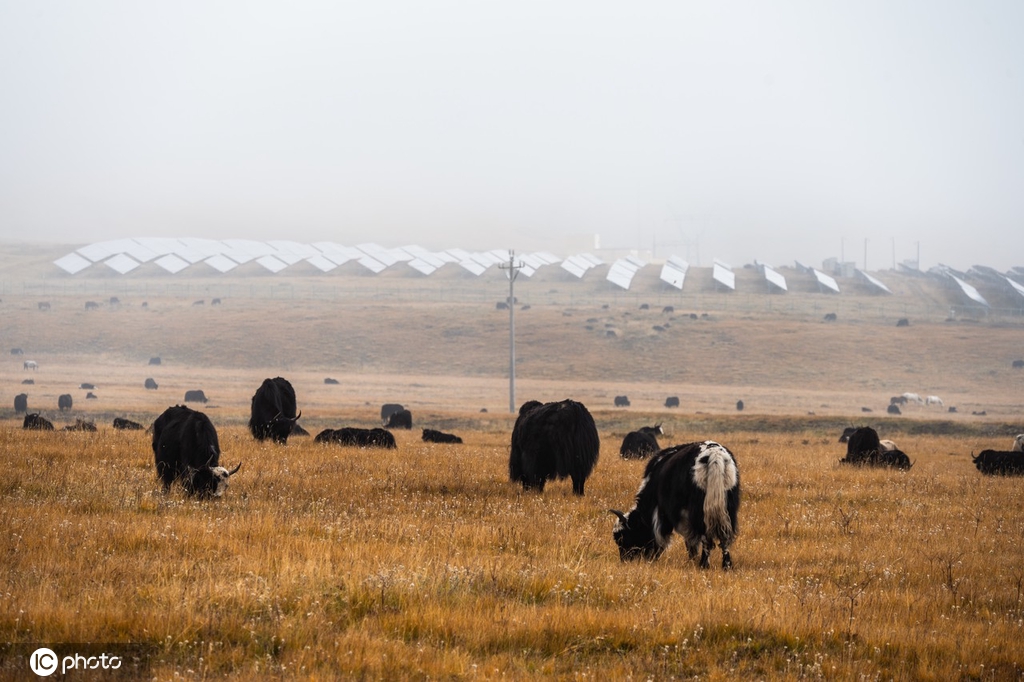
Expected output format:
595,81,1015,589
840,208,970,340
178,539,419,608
153,405,240,497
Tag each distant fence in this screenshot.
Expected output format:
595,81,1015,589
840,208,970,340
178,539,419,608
2,276,1021,321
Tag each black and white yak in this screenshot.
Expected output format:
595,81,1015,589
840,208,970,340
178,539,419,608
315,427,397,449
248,377,301,444
619,424,663,459
509,399,600,496
840,426,912,469
152,405,240,497
610,441,740,569
422,428,462,444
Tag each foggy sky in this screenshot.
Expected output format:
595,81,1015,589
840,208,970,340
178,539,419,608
1,1,1022,271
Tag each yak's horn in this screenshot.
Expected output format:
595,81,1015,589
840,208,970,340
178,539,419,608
228,462,242,476
608,509,629,526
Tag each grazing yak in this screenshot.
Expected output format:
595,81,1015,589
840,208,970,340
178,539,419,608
384,408,413,429
610,441,740,569
23,413,54,430
901,392,925,405
58,394,73,412
145,378,158,390
315,427,396,449
380,403,405,421
248,377,301,444
23,360,38,370
925,395,944,407
736,400,745,411
619,424,663,459
840,426,912,469
665,396,680,408
79,383,95,390
973,450,1024,476
184,389,208,403
324,377,340,385
152,405,240,497
614,395,631,407
63,419,97,432
887,404,902,415
113,417,144,430
149,357,161,366
422,428,463,444
1014,435,1024,452
509,399,600,496
14,393,28,414
1013,359,1024,369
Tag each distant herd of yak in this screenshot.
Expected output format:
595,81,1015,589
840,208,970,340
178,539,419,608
11,374,1024,569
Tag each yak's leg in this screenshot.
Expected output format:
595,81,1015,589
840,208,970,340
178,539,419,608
699,537,715,569
571,476,585,496
720,538,733,570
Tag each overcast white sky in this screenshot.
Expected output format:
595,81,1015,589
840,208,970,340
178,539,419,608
1,1,1022,271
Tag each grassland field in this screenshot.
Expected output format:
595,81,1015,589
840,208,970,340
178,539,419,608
2,261,1024,679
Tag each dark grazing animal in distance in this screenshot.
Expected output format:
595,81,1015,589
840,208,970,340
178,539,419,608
23,413,54,430
145,378,158,390
384,408,413,429
63,419,97,432
614,395,630,407
248,377,301,444
422,428,462,444
152,405,240,497
664,396,680,408
14,393,28,414
840,426,912,469
972,450,1024,476
113,417,144,430
610,440,741,569
315,427,396,449
619,424,663,459
58,394,73,411
380,403,405,421
509,399,600,496
184,389,208,403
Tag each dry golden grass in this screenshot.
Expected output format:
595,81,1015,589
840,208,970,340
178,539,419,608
2,281,1024,679
2,422,1024,680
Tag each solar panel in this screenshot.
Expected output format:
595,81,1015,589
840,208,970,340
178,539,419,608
255,255,288,273
356,243,400,267
712,262,735,290
561,256,590,278
133,237,182,256
356,255,388,274
123,240,161,263
154,254,190,274
457,259,487,276
606,259,642,290
659,257,688,290
407,259,438,276
760,263,787,292
54,252,92,274
949,274,990,307
857,269,893,294
812,269,840,293
204,255,239,273
305,255,338,273
77,240,127,263
1004,276,1024,299
794,260,813,274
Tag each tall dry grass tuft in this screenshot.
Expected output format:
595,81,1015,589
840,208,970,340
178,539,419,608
2,422,1024,678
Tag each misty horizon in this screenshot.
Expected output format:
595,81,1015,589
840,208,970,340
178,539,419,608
2,2,1022,271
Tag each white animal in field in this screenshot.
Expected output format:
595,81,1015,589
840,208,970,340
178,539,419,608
879,440,899,452
1013,434,1024,452
925,395,944,407
902,392,925,405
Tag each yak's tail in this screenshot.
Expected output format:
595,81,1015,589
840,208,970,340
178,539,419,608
694,441,739,545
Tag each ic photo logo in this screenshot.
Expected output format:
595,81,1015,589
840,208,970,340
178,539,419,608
29,647,123,676
29,648,57,676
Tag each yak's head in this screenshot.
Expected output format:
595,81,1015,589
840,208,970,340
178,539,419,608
1013,434,1024,452
186,460,242,498
609,509,663,562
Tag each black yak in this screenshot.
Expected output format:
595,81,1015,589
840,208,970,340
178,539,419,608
315,427,396,449
63,419,97,432
23,413,54,430
619,424,663,459
665,396,680,408
248,377,301,444
152,405,240,497
113,417,144,430
972,450,1024,476
610,441,740,569
58,394,73,412
509,399,600,496
380,403,404,421
184,389,208,403
14,393,28,414
422,428,462,444
614,395,630,407
145,378,158,390
384,408,413,429
840,426,912,469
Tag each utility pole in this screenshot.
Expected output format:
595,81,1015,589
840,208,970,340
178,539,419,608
499,250,524,414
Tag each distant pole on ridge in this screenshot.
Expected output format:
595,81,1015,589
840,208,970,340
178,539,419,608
499,250,524,414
